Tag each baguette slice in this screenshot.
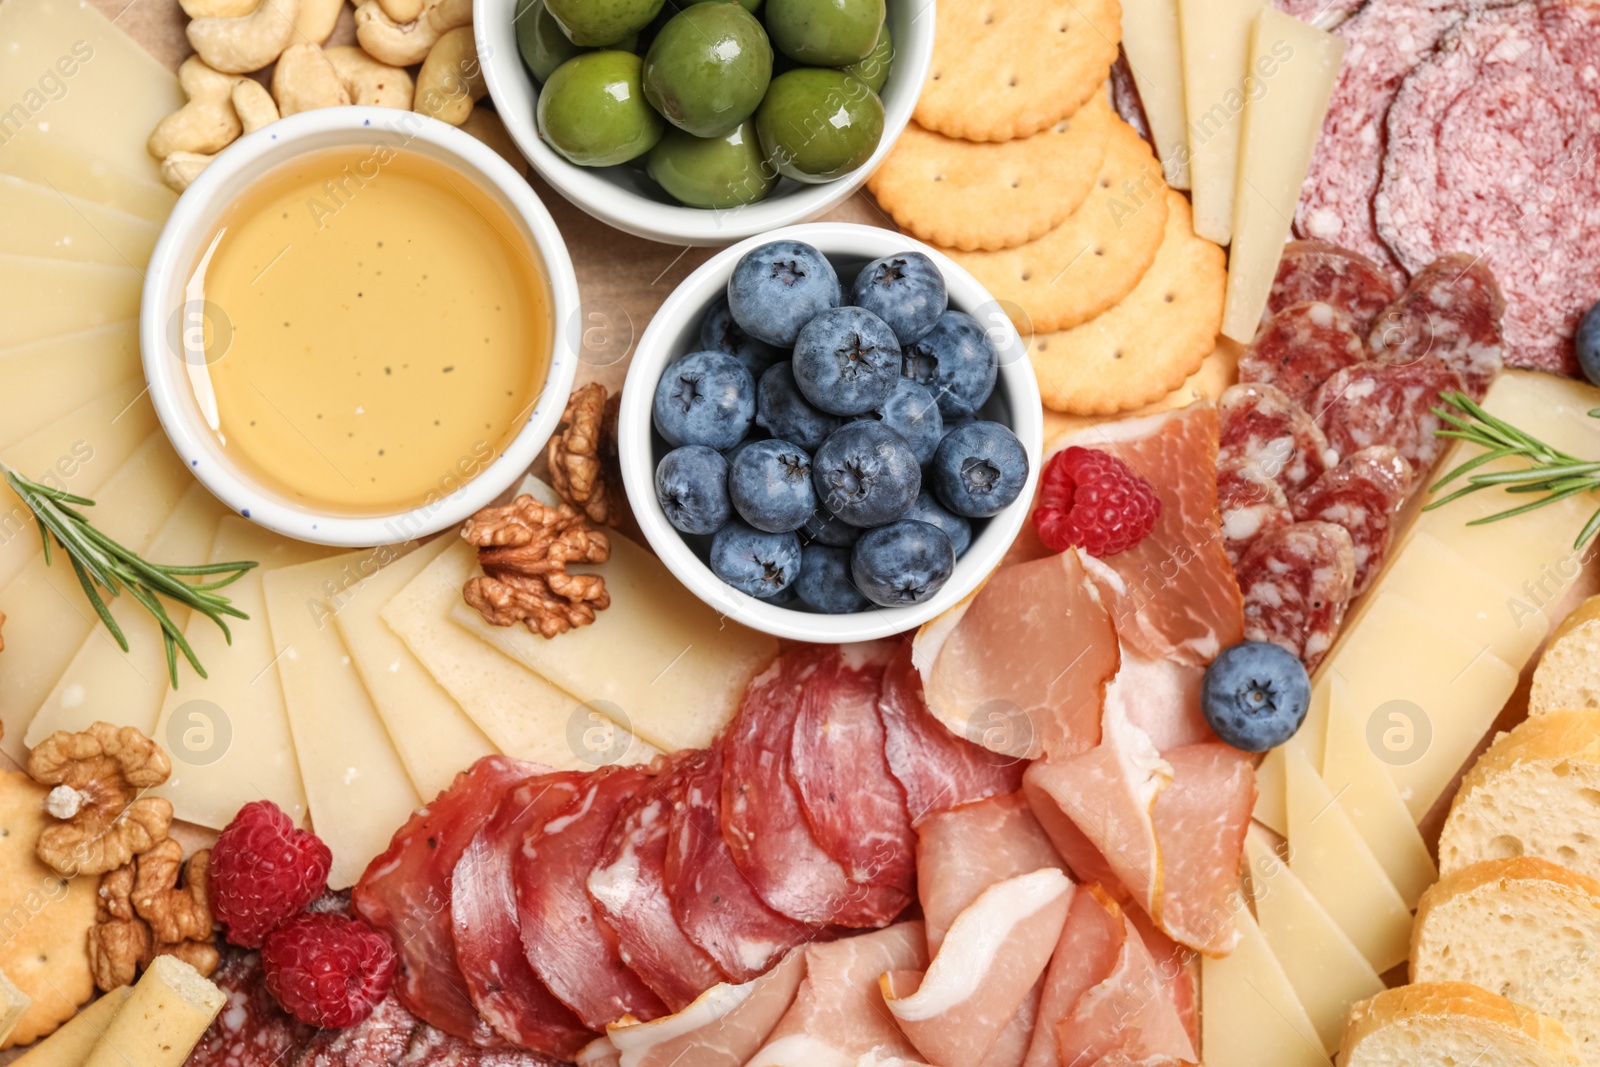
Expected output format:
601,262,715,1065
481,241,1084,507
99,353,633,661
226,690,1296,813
1342,982,1579,1067
1412,858,1600,1067
1530,596,1600,716
1439,709,1600,879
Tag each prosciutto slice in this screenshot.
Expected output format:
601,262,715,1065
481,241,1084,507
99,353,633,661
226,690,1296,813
1022,886,1126,1067
1148,743,1255,955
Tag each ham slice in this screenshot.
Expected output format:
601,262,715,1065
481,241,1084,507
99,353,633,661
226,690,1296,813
1125,906,1198,1050
1022,772,1123,892
883,870,1073,1067
747,922,929,1067
912,552,1121,761
1102,643,1216,751
1147,743,1254,955
1022,886,1127,1067
915,792,1063,953
982,981,1041,1067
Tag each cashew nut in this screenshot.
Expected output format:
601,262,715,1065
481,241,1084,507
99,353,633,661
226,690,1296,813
161,152,216,193
377,0,422,23
354,0,470,67
414,26,484,126
325,45,414,109
232,78,280,133
186,0,302,74
179,0,258,19
148,57,241,159
460,106,526,175
295,0,345,45
272,43,353,116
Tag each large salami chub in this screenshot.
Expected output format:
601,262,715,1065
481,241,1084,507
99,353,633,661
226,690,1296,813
1311,356,1463,472
1218,382,1338,494
1369,254,1505,400
1291,446,1414,596
1240,301,1367,405
1236,521,1359,672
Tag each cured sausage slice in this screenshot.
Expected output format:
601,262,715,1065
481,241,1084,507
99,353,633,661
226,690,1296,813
1369,253,1505,400
1240,301,1367,405
1291,446,1415,595
295,993,418,1067
1311,356,1463,472
1269,240,1401,336
186,948,314,1067
1235,521,1357,672
400,1024,572,1065
1219,382,1338,494
1217,460,1293,568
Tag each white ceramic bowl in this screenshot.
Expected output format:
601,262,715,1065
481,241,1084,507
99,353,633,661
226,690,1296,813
476,0,933,246
141,108,581,548
619,222,1042,643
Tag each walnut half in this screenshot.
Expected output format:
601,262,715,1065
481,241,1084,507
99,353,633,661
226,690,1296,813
548,382,616,526
461,495,612,638
28,722,175,877
88,843,217,992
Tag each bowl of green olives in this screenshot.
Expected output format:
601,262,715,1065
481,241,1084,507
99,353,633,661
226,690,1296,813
476,0,933,245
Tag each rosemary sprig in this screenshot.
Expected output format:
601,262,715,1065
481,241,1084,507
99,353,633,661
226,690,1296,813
1425,391,1600,549
2,464,259,686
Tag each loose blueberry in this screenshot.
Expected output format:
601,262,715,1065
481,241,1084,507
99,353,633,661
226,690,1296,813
902,491,972,557
1579,300,1600,387
653,350,756,450
1201,641,1312,752
792,306,902,416
801,500,862,547
655,445,732,535
795,544,869,614
873,378,943,465
710,520,802,598
932,421,1029,518
851,520,955,607
700,294,787,379
903,309,999,417
851,251,948,345
727,240,841,347
729,438,816,533
756,362,842,452
812,421,921,527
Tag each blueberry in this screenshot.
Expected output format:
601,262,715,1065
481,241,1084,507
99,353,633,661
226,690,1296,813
727,240,842,347
793,306,902,416
851,520,955,607
699,295,787,379
932,421,1029,518
655,445,732,535
728,439,816,533
812,421,921,527
874,379,943,465
795,544,869,614
653,351,756,450
851,252,948,345
903,309,999,417
903,491,971,557
1579,301,1600,387
1201,641,1312,752
756,362,842,452
710,520,802,598
801,500,862,547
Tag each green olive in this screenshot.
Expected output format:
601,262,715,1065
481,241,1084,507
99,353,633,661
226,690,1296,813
647,121,778,207
544,0,663,46
764,0,883,66
842,20,891,92
537,51,665,166
516,0,638,81
755,67,883,183
643,3,772,138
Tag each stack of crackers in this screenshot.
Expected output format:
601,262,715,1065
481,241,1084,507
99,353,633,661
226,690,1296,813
869,0,1227,420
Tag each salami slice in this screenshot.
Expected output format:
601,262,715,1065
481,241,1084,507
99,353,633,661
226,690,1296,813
1236,521,1358,672
1218,382,1338,494
1370,253,1505,399
1216,460,1293,568
399,1026,571,1065
187,948,313,1067
296,993,418,1067
1240,301,1367,405
1269,242,1400,336
1108,55,1152,144
1291,446,1415,595
1310,356,1463,472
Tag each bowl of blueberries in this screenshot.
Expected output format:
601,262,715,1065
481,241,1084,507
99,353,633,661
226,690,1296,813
475,0,932,245
618,223,1044,642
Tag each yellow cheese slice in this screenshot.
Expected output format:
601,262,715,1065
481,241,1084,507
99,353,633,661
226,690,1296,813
0,967,30,1047
264,549,422,888
28,483,227,747
11,987,132,1067
1253,745,1287,837
1284,739,1412,973
0,255,142,347
79,955,224,1067
331,534,496,800
1176,0,1267,245
150,519,335,829
1245,827,1384,1054
0,175,158,266
1120,0,1190,189
0,322,143,450
0,135,175,222
1200,905,1331,1067
1220,8,1346,340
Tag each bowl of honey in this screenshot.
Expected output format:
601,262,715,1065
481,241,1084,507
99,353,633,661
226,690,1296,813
141,108,580,547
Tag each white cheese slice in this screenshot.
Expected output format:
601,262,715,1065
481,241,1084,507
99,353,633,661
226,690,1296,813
331,534,496,800
0,322,142,450
0,175,158,266
1176,0,1267,245
263,550,421,888
0,255,142,347
1120,0,1190,188
0,135,175,222
1199,904,1331,1067
1220,8,1346,340
1253,745,1287,838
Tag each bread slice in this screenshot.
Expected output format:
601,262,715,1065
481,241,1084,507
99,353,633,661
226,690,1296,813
1530,596,1600,715
1439,709,1600,879
1342,982,1579,1067
1411,858,1600,1067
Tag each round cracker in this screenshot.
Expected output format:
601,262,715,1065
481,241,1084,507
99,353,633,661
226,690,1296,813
944,120,1169,333
868,95,1113,251
914,0,1122,142
1041,338,1240,445
1030,190,1226,416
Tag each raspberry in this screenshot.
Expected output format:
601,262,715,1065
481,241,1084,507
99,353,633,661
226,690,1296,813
1032,446,1162,557
210,800,332,948
262,912,396,1028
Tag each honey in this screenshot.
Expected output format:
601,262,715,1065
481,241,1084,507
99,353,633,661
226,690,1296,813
185,145,551,515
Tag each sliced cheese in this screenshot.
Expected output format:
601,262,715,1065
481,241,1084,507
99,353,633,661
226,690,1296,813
1253,745,1287,837
0,967,30,1047
1321,675,1437,907
1121,0,1190,188
330,534,496,800
1284,739,1411,974
0,135,175,222
150,519,334,829
0,322,142,450
0,255,143,346
79,955,224,1067
264,549,421,888
1220,8,1346,340
11,986,131,1067
1245,827,1384,1054
29,483,227,747
1199,905,1331,1067
1176,0,1266,245
0,175,158,266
